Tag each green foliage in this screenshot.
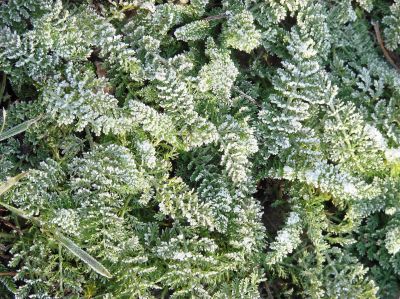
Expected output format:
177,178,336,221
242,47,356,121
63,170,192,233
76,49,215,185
383,0,400,51
221,10,261,53
0,0,399,298
198,38,239,101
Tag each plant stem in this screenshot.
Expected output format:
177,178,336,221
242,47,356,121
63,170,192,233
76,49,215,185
372,21,400,72
59,243,64,294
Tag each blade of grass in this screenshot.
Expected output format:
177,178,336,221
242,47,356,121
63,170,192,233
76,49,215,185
1,203,112,278
0,173,28,197
0,173,112,279
0,200,36,223
54,231,112,278
0,173,37,223
0,116,41,142
1,109,6,133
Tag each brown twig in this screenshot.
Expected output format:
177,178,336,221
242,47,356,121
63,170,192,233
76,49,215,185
94,61,114,94
372,21,400,72
233,87,261,108
203,13,229,21
0,272,16,276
